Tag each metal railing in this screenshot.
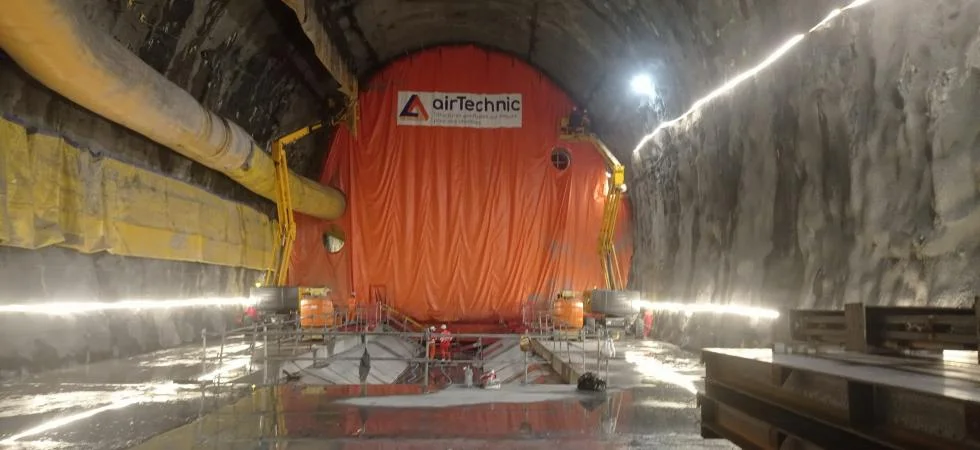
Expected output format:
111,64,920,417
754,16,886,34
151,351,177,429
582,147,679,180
378,302,425,332
187,300,613,448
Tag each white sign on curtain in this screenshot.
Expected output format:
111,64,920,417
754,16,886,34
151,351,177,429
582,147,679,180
396,91,523,128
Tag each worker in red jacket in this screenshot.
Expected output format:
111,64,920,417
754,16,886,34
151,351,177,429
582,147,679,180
642,308,654,339
244,305,259,326
439,324,452,361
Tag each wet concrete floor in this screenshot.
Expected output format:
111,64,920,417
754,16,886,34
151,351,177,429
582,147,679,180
0,339,256,449
1,338,735,449
155,384,736,449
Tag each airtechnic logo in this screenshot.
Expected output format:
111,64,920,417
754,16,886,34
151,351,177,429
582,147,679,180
396,91,523,129
428,94,521,113
399,94,429,120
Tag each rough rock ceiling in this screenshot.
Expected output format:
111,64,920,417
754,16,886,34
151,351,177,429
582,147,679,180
313,0,843,154
321,0,663,153
26,0,856,185
62,0,851,165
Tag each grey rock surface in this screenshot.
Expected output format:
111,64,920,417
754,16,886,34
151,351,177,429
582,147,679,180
628,1,980,345
0,247,251,375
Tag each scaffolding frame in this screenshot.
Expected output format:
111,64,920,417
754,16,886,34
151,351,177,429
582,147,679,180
189,302,604,449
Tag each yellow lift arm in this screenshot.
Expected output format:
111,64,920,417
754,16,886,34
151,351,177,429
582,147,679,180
560,123,626,291
268,122,324,286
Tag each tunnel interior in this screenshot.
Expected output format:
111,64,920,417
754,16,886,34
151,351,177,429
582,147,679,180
1,0,980,448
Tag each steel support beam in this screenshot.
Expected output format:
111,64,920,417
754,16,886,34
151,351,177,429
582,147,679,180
845,302,869,352
702,382,896,450
281,0,358,98
701,349,980,449
788,304,980,358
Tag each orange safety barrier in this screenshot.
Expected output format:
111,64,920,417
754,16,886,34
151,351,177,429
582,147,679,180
290,45,632,323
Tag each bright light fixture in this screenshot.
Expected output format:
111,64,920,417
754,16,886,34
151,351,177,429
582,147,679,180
630,73,656,98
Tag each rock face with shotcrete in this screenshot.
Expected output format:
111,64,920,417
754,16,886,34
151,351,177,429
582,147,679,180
2,0,977,370
0,0,334,373
628,1,980,347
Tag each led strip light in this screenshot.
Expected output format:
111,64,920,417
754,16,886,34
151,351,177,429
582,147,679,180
0,297,253,314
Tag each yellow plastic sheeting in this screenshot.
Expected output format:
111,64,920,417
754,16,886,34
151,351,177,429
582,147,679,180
0,118,274,270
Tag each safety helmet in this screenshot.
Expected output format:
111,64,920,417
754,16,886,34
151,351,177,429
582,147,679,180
441,324,447,330
429,326,435,332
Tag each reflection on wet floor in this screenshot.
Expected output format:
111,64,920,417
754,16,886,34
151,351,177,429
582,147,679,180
135,341,735,449
158,382,734,449
0,340,255,450
0,339,736,449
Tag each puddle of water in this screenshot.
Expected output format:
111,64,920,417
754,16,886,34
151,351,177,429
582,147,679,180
207,383,717,445
137,343,253,369
264,384,624,440
241,378,740,448
337,385,584,408
0,383,200,419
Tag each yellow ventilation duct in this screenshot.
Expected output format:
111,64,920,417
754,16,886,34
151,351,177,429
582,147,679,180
0,0,346,220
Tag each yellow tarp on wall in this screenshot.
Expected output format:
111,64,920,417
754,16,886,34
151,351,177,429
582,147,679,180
0,117,274,270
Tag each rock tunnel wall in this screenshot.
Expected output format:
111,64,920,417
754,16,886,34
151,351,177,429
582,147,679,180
0,246,250,376
629,1,980,347
0,0,335,373
587,0,843,155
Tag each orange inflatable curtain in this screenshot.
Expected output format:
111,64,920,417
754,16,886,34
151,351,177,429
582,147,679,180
290,45,632,323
